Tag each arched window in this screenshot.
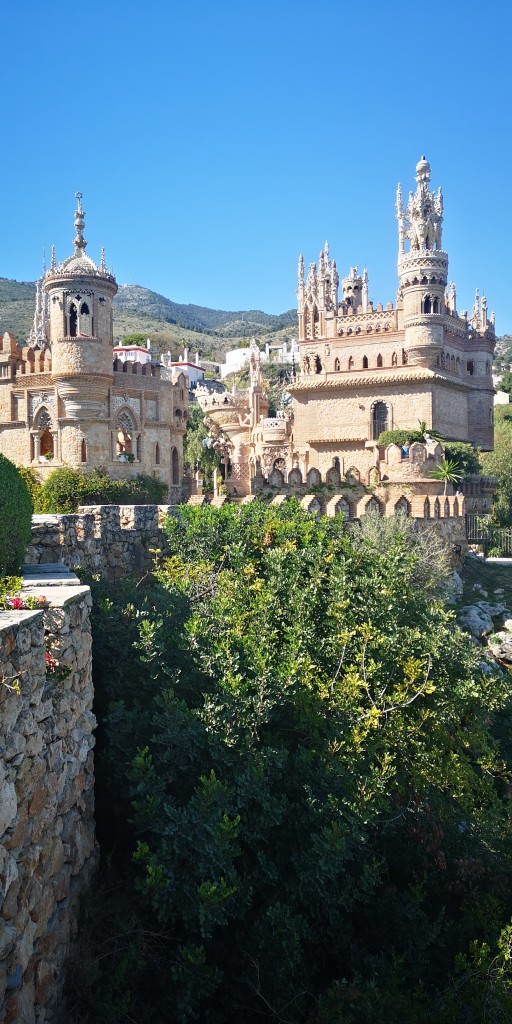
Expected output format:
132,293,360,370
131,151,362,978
81,438,87,463
34,407,54,459
116,410,136,455
362,355,368,369
424,497,431,519
314,354,322,374
391,351,397,366
372,401,389,439
155,443,160,465
79,301,92,335
348,356,354,370
69,303,78,337
336,497,350,520
395,496,410,516
467,360,474,376
377,353,383,367
402,349,408,365
334,357,340,371
451,355,455,370
423,296,432,314
172,447,180,485
365,497,382,516
433,298,439,314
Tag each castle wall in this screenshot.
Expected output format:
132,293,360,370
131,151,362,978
25,506,177,580
0,572,95,1024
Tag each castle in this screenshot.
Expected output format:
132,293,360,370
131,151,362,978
196,157,496,516
0,195,188,501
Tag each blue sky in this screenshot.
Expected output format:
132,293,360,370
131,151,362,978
2,0,512,330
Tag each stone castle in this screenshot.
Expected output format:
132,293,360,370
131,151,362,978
196,157,495,517
0,195,188,502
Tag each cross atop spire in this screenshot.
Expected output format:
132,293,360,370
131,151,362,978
73,191,87,253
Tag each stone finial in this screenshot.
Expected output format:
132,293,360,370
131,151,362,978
100,247,106,272
73,192,87,253
298,254,304,286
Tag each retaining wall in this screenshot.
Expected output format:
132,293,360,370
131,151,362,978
0,569,95,1023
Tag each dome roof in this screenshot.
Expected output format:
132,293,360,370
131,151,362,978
44,192,116,284
416,155,431,180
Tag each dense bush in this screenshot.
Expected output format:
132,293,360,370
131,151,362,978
377,428,424,446
0,455,33,576
443,441,481,476
36,468,168,513
67,502,512,1023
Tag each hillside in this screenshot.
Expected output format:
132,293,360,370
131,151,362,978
0,278,297,360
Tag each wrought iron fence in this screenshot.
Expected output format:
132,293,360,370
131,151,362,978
466,514,512,557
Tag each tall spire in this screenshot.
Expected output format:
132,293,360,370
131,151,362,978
50,245,56,271
73,192,87,253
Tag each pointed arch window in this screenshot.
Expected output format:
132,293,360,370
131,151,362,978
362,355,368,369
377,353,383,368
348,356,354,370
69,303,78,337
171,447,180,485
423,296,432,314
392,351,397,366
372,401,389,439
334,357,340,371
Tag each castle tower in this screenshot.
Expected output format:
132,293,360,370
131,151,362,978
297,243,339,341
396,157,446,366
44,193,118,464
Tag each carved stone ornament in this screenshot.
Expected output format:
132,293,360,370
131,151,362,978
112,395,141,416
30,393,56,420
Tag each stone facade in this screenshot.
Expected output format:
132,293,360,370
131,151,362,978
0,195,187,502
0,568,95,1023
196,158,495,509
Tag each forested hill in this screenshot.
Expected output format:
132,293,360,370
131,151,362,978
0,277,297,356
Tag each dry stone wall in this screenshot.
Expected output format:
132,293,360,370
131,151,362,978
25,505,177,581
0,569,95,1024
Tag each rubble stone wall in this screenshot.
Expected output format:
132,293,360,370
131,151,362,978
25,505,178,581
0,577,95,1024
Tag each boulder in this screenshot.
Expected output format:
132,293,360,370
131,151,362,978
488,631,512,663
458,605,494,638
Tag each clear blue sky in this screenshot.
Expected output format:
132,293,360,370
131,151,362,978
3,0,512,330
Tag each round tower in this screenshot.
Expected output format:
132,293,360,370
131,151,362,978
396,157,447,366
44,194,117,464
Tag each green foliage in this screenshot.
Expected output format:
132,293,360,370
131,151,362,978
17,465,43,506
36,468,167,513
482,405,512,525
120,333,148,347
497,370,512,395
377,428,424,446
0,455,33,576
443,442,481,477
78,501,512,1023
183,403,221,491
429,458,463,494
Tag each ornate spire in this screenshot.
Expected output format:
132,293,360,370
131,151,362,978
27,274,50,350
100,247,106,272
298,254,304,286
73,192,87,253
402,157,443,252
50,245,56,271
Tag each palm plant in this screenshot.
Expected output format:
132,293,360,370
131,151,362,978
429,458,463,495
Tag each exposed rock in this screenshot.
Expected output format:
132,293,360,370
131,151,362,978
488,631,512,663
458,605,494,638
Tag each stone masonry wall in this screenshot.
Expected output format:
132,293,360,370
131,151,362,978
0,571,95,1024
25,505,177,581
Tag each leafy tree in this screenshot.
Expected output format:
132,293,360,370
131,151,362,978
183,403,221,490
71,502,512,1023
481,405,512,525
497,370,512,395
120,333,149,347
0,455,33,575
443,441,481,477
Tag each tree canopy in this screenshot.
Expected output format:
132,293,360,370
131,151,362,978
70,502,512,1023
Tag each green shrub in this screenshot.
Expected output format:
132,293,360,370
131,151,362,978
0,455,33,576
443,441,481,477
377,428,424,447
38,468,168,513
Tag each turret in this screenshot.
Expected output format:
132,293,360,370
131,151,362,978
397,157,447,366
44,193,117,419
